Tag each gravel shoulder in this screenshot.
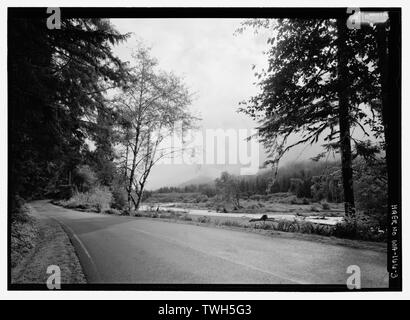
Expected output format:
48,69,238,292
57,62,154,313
11,205,86,284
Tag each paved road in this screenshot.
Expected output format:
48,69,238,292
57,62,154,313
30,200,388,287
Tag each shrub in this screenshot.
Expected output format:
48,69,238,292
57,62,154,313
169,211,183,219
202,187,217,198
63,192,88,208
10,196,32,224
103,208,121,215
333,215,386,241
195,195,209,203
256,222,275,230
73,165,97,192
313,224,333,236
299,221,315,234
11,200,37,268
354,160,388,229
197,216,211,223
111,188,127,210
245,213,385,242
220,220,242,227
54,185,74,200
276,220,298,232
62,186,113,212
279,195,297,204
181,214,193,221
249,194,263,201
321,202,331,210
88,186,112,212
310,205,320,212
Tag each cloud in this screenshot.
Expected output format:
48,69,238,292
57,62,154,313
109,19,329,189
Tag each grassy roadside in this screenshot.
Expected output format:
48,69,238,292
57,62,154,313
11,204,86,284
52,201,387,253
132,211,387,253
11,204,39,270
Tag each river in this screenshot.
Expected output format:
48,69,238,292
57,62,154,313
140,203,344,226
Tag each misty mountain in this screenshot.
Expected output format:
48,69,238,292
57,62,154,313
178,175,215,187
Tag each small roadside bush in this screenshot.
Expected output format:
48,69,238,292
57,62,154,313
197,216,211,224
321,202,331,210
62,186,113,212
169,211,183,219
103,208,121,215
249,194,263,201
88,186,112,212
299,221,315,234
279,194,297,204
276,220,299,232
181,214,193,221
11,196,32,224
257,202,265,208
291,196,304,205
255,222,276,230
333,216,386,242
310,205,321,212
111,188,127,210
195,195,209,203
73,165,97,192
11,199,37,268
220,220,243,227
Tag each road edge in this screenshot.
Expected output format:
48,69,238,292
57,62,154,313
53,218,101,283
10,205,87,285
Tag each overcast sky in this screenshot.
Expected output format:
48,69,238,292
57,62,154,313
110,19,329,189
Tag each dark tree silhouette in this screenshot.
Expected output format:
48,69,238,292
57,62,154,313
9,17,129,205
238,18,387,219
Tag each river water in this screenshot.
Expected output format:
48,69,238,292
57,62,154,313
140,203,344,226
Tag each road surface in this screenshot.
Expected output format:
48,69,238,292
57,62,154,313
30,200,388,287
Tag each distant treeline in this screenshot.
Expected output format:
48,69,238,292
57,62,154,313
153,158,388,227
155,161,343,202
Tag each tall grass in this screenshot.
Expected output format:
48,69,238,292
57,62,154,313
62,186,113,212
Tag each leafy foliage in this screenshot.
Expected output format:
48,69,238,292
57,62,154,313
238,19,384,165
61,186,113,213
215,172,242,209
353,158,388,228
73,165,98,192
237,18,390,219
9,18,129,200
115,45,195,210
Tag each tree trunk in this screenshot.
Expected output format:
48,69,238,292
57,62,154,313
124,131,129,181
135,182,145,211
127,126,140,211
375,24,389,135
135,161,152,211
337,19,356,219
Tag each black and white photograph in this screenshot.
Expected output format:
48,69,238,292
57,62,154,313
5,4,403,296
